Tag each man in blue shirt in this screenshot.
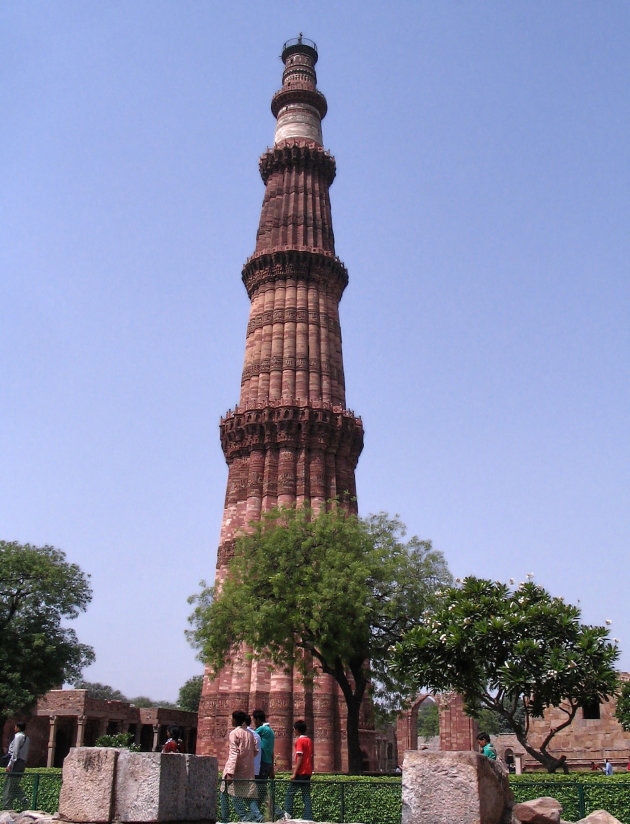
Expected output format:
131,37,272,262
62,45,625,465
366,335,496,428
252,709,282,819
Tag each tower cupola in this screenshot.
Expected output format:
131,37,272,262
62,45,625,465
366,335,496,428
272,35,327,146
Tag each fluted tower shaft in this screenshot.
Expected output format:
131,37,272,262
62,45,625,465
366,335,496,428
197,38,371,773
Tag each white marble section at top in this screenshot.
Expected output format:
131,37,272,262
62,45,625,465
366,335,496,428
274,104,322,145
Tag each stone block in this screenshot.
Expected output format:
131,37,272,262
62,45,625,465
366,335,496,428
114,751,187,822
513,796,562,823
577,812,624,824
183,754,218,821
58,747,118,823
402,750,513,824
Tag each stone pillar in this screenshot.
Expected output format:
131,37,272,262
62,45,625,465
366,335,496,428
47,715,58,767
152,724,160,753
438,692,478,752
76,715,87,748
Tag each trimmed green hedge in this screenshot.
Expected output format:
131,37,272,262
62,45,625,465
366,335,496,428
222,774,401,824
510,773,630,824
1,768,63,814
7,767,630,823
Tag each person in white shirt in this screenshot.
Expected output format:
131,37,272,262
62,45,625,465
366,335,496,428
2,721,30,810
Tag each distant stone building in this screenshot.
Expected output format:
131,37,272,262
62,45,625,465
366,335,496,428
396,676,630,773
1,690,197,767
494,680,630,772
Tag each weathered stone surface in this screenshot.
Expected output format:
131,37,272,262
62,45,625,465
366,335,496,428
183,753,217,820
113,750,217,822
114,750,187,822
57,748,217,824
0,815,56,824
402,750,513,824
513,796,562,823
58,747,118,822
577,812,624,824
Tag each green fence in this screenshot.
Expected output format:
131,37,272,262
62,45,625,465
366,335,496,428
0,771,62,813
3,770,630,824
219,777,402,824
511,778,630,824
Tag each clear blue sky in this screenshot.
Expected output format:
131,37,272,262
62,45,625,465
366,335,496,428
2,1,629,701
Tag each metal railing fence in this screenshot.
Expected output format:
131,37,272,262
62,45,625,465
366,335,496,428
0,771,62,813
3,770,630,824
511,779,630,824
218,777,401,824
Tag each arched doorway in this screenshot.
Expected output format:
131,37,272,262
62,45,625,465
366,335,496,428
396,693,432,764
397,691,478,765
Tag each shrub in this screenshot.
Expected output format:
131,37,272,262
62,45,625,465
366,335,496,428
0,769,63,814
94,732,139,750
510,773,630,824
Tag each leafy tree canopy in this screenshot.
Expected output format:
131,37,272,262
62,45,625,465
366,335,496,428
177,674,203,713
128,696,177,709
0,541,94,718
73,681,127,701
188,505,451,773
614,680,630,731
393,576,619,773
72,681,178,709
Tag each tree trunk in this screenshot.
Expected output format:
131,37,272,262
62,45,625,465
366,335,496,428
346,696,363,775
512,725,569,773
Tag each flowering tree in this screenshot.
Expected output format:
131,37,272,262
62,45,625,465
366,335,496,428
614,680,630,731
393,576,619,772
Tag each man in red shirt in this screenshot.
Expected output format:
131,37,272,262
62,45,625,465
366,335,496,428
283,720,313,820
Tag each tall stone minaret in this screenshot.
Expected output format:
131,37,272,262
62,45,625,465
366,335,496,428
196,37,371,772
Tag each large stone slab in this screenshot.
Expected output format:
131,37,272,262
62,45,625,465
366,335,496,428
114,750,218,822
402,750,513,824
114,751,187,822
58,747,118,822
577,813,624,824
183,754,217,821
59,748,217,824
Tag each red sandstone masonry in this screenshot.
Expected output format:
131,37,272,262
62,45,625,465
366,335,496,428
198,40,372,772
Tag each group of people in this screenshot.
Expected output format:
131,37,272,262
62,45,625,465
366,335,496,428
221,709,313,823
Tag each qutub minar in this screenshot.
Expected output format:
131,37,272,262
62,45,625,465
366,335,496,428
197,37,374,771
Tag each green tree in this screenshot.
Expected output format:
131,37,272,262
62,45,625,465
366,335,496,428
0,541,94,719
73,681,127,701
476,707,501,736
177,674,203,713
476,699,526,735
393,576,619,773
614,680,630,731
129,696,177,709
417,700,439,738
188,506,451,774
